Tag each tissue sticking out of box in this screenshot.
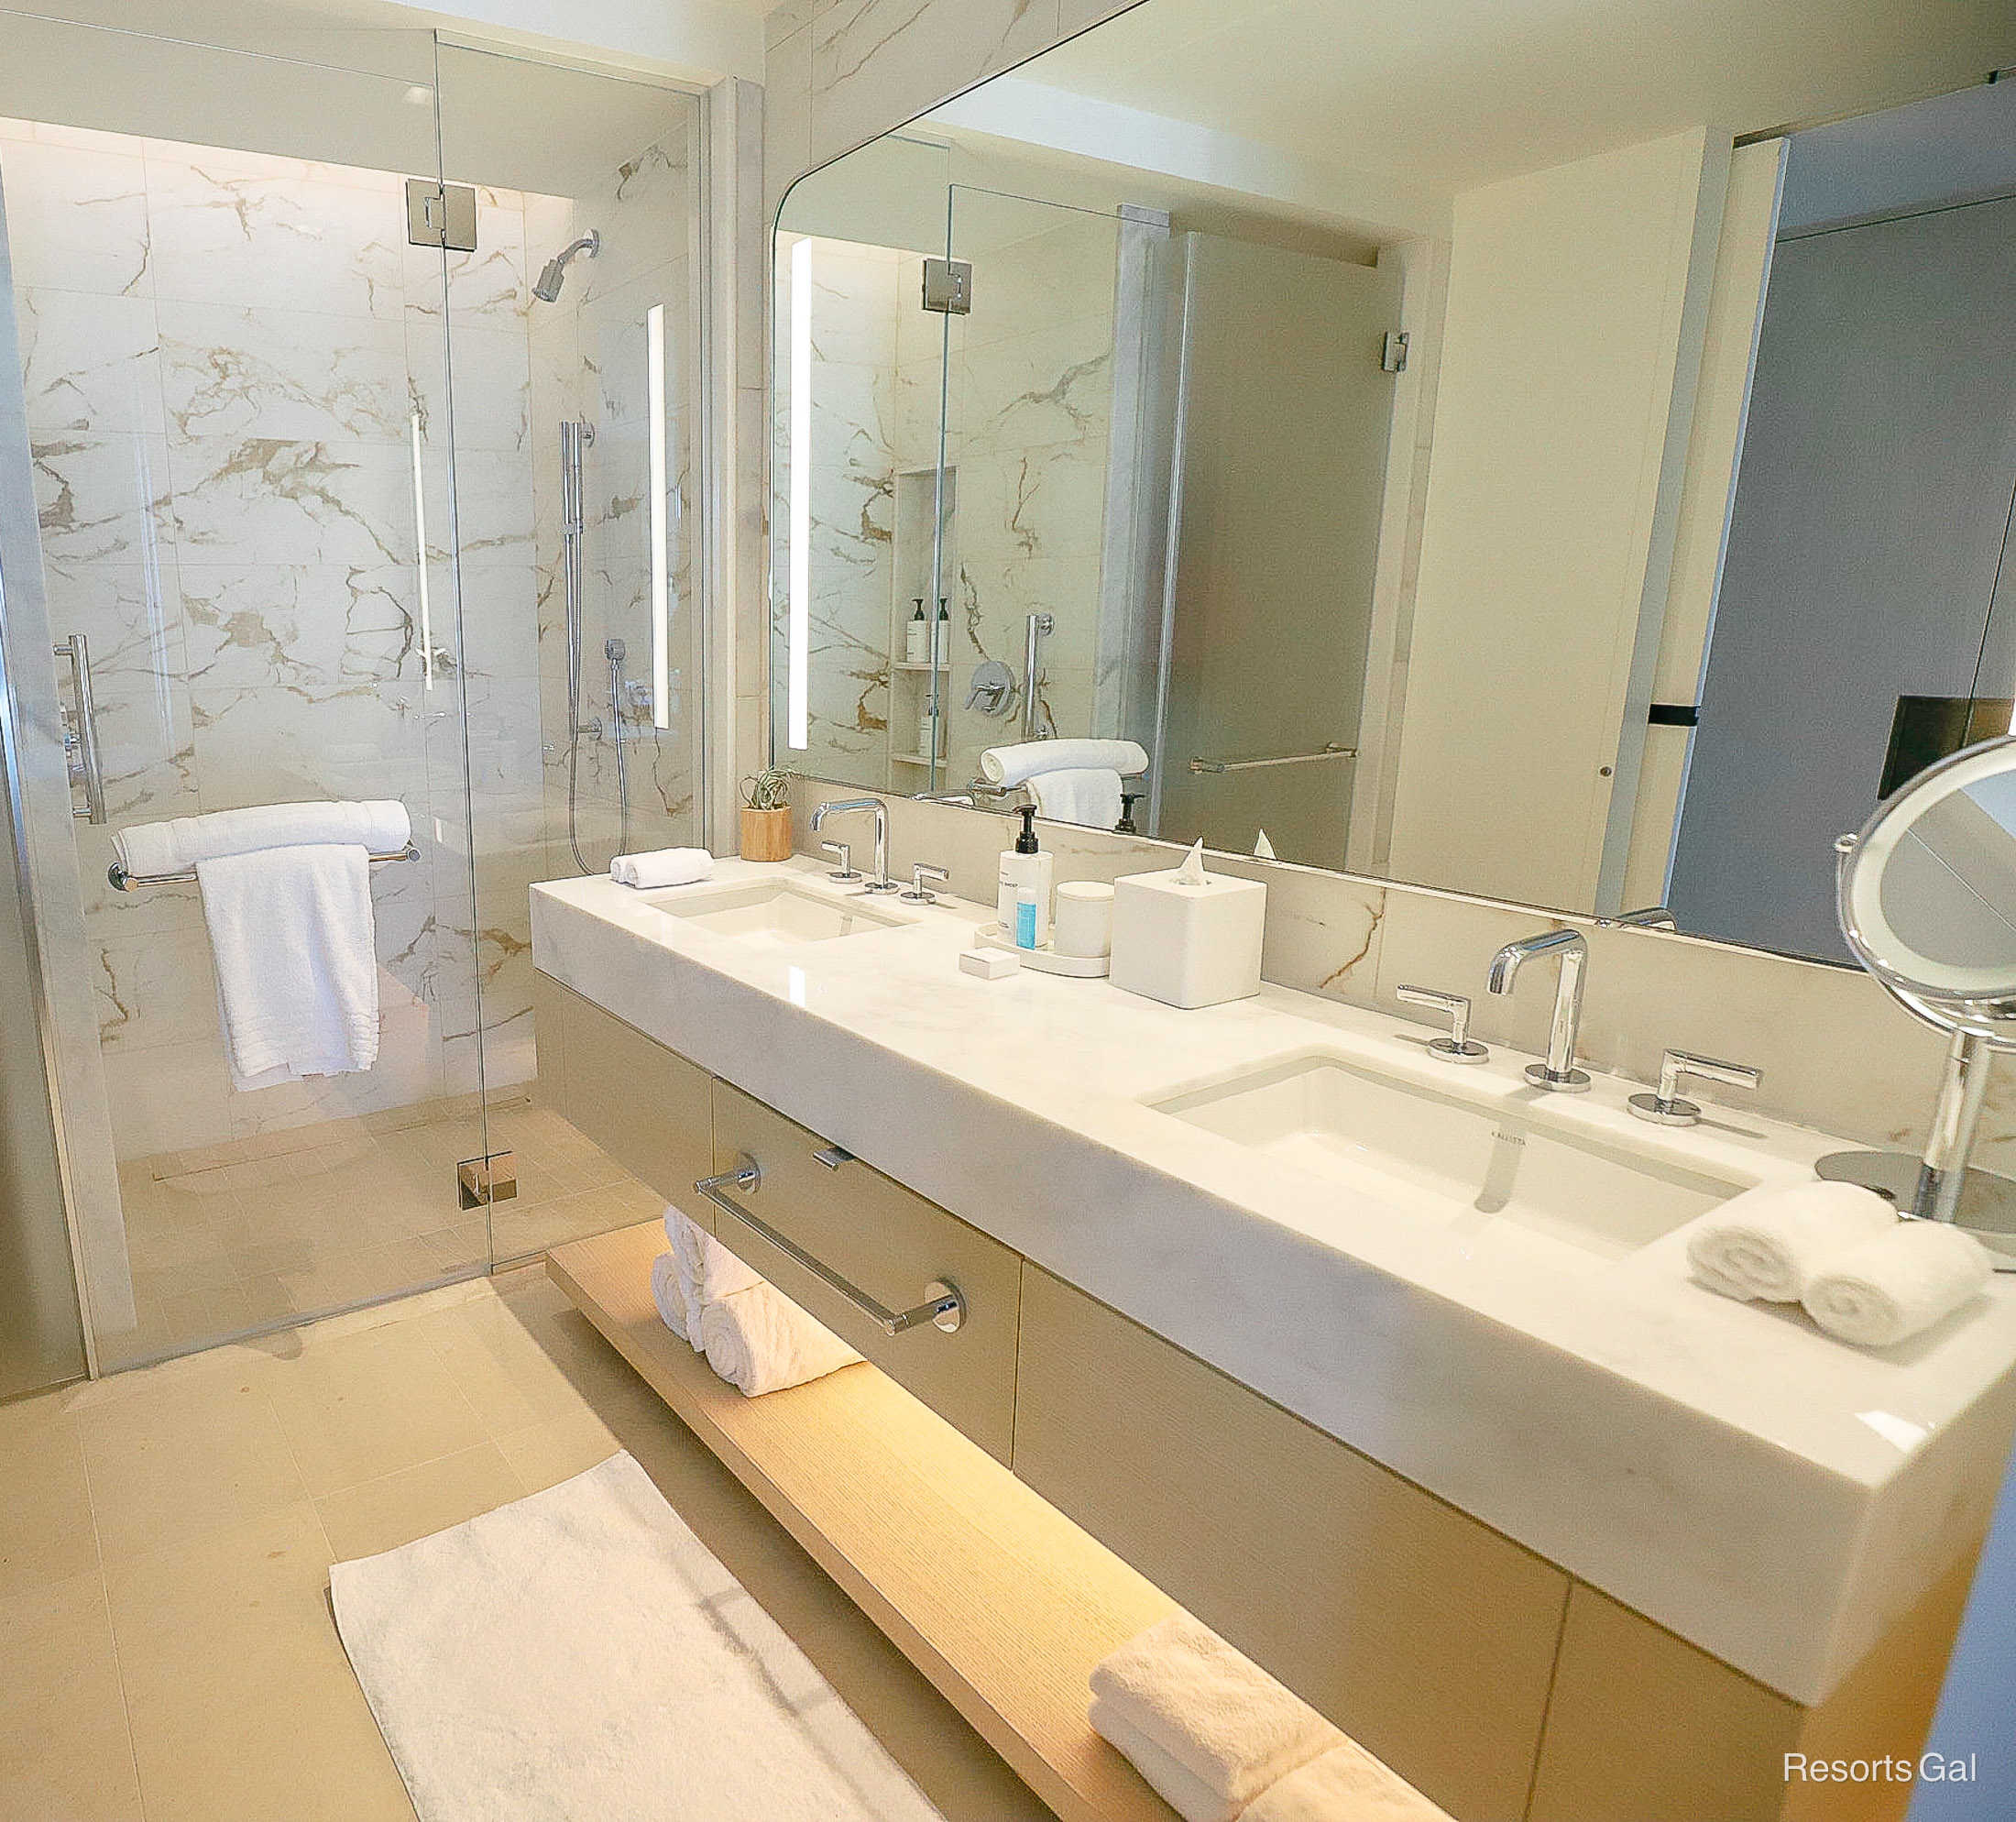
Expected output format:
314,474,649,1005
1175,839,1209,886
1254,829,1276,861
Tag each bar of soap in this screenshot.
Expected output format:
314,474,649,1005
959,946,1020,979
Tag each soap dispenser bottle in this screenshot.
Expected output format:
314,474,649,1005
904,599,929,665
996,805,1053,946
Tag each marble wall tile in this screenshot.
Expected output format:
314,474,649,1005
164,435,411,566
809,0,1063,165
0,137,151,295
179,562,420,690
157,301,409,444
31,430,171,566
765,0,815,51
764,24,815,222
16,289,162,436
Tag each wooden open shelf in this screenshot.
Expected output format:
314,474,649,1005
547,1222,1181,1822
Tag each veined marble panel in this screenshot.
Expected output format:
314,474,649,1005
0,136,151,295
179,562,420,690
158,300,410,445
187,675,428,811
31,430,172,566
16,288,163,436
164,435,411,567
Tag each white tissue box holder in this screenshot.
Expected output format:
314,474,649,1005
1110,863,1265,1009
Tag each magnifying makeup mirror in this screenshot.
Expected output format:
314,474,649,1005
1819,735,2016,1265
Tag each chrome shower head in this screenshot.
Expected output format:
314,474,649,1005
532,229,600,302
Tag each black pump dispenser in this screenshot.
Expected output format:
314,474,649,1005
1014,805,1039,854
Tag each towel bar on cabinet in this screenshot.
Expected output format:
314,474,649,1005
106,842,422,893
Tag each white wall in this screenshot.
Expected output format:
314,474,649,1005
1385,126,1726,912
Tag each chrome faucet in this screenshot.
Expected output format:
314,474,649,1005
810,798,897,892
1487,927,1591,1092
1598,906,1678,930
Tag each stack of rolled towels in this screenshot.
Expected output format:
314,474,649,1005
1089,1613,1451,1821
1684,1180,1991,1348
651,1206,860,1397
610,847,714,889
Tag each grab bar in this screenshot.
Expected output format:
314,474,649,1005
1020,612,1054,740
106,842,421,893
54,635,107,824
1188,742,1356,775
694,1158,966,1336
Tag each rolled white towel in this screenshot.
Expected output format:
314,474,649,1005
115,799,410,878
698,1280,861,1397
1027,767,1123,828
670,1213,761,1352
611,847,714,889
1684,1180,1897,1303
649,1251,692,1344
1236,1740,1454,1821
1802,1222,1992,1349
980,738,1149,790
1089,1614,1342,1822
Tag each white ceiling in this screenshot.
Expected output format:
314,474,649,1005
1023,0,2016,199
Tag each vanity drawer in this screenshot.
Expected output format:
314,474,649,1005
1013,1268,1569,1822
707,1082,1022,1463
546,975,713,1218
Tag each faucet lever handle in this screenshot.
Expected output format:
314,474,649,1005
902,862,949,904
1630,1049,1761,1126
1396,984,1489,1064
820,840,862,883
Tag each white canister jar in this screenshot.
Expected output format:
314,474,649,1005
1052,880,1115,959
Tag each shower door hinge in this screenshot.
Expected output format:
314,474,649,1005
922,257,973,315
407,179,478,252
457,1151,517,1210
1381,330,1409,374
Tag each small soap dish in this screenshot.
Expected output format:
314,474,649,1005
976,924,1110,978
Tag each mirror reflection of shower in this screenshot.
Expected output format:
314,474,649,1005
533,227,599,302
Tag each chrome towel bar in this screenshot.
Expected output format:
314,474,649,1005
1188,742,1356,775
106,842,422,893
694,1157,966,1337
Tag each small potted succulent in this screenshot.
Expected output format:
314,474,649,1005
740,767,794,862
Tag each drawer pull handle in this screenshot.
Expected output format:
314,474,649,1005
812,1144,855,1169
695,1158,966,1337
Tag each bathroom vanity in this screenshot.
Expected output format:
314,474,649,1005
532,860,2016,1822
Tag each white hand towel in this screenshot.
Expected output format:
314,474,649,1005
1090,1696,1228,1822
1683,1180,1897,1302
196,844,379,1092
1236,1741,1454,1821
649,1251,692,1344
980,738,1149,790
611,847,714,889
1089,1614,1342,1822
1802,1221,1992,1348
670,1213,762,1353
1027,767,1123,828
698,1280,861,1397
116,799,409,878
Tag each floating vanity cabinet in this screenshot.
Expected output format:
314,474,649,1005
709,1081,1024,1464
1012,1267,1570,1822
542,976,715,1220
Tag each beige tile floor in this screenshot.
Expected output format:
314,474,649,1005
1,1268,1050,1822
111,1094,663,1367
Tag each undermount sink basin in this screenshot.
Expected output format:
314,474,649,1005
649,880,909,944
1150,1051,1744,1257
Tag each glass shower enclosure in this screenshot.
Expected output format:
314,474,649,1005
0,13,707,1378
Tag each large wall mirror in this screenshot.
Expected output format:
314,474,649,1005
771,0,2016,967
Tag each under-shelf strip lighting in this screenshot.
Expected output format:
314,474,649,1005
410,409,433,691
647,302,671,731
788,235,812,751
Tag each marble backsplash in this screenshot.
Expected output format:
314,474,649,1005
789,776,1989,1169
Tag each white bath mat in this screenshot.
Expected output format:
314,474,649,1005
331,1452,946,1822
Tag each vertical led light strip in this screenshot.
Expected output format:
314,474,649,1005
787,236,812,749
409,410,433,690
647,302,672,731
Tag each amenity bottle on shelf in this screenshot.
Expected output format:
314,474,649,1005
904,599,929,665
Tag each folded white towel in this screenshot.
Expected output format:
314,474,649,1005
1802,1221,1992,1348
116,799,409,879
1090,1696,1227,1822
611,847,714,889
1028,767,1123,828
197,844,379,1092
669,1212,762,1353
981,738,1149,790
649,1251,692,1344
1236,1741,1454,1821
1684,1180,1897,1302
1089,1614,1342,1822
698,1280,861,1398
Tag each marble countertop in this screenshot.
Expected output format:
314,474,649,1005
531,858,2016,1704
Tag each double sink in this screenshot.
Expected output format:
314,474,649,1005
648,873,1746,1259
